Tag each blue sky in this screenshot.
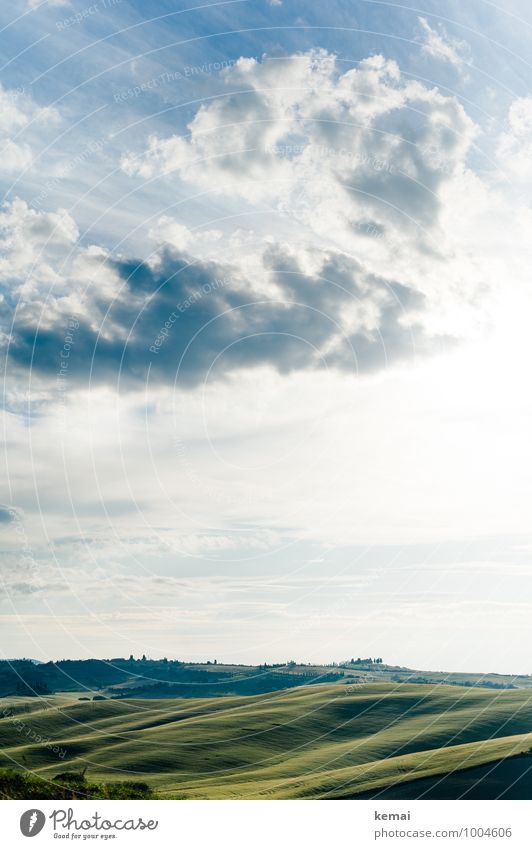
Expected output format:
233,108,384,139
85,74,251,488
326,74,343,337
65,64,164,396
1,0,532,672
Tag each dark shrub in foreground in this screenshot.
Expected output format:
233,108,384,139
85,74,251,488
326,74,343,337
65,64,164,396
0,768,153,800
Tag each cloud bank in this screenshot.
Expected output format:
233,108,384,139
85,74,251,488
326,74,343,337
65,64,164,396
3,50,485,392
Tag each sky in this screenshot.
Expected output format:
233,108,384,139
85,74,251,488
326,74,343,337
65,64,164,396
1,0,532,672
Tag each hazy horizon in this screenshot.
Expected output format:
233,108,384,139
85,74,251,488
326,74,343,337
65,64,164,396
4,653,531,678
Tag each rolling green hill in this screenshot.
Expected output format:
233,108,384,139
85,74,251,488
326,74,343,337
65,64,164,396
2,682,532,799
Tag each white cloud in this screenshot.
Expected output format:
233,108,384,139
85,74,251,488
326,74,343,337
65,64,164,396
2,52,523,404
121,50,484,337
122,51,475,243
0,192,457,401
148,217,222,254
0,200,79,319
497,96,532,182
417,17,471,68
0,85,60,177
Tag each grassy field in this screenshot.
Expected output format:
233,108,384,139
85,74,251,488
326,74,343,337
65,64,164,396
1,682,532,799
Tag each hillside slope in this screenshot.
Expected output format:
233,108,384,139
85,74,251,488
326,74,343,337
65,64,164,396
1,683,532,799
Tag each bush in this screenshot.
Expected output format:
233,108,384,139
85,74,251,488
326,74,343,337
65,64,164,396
53,771,86,784
0,768,153,800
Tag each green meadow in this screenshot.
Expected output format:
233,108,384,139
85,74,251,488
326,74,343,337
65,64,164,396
2,682,532,799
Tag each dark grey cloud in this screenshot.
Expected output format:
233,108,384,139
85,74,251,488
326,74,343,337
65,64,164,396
335,105,467,248
0,506,16,525
5,246,441,390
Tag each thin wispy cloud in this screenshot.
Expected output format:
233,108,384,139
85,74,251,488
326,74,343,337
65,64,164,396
418,16,471,68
